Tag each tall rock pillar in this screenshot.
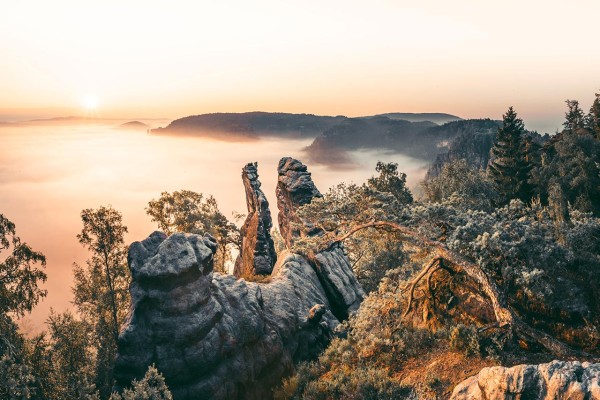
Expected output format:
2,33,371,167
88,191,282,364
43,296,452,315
233,162,277,276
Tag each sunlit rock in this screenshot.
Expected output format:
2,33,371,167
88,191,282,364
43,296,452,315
451,360,600,400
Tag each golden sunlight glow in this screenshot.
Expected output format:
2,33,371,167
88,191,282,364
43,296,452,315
83,95,98,111
1,0,600,132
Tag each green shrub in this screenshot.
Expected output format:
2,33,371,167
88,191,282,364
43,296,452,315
449,324,480,356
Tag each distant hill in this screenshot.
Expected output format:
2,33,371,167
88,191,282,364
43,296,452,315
0,116,110,126
303,118,495,167
151,111,476,168
116,121,149,131
151,111,463,140
365,112,462,124
424,119,501,178
152,112,348,139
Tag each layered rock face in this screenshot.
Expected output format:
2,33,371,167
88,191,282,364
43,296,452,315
451,360,600,400
233,162,277,277
114,157,364,399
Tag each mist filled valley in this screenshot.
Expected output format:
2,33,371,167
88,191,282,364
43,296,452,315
0,119,430,329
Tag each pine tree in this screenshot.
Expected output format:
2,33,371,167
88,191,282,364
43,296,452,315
563,99,585,133
487,107,533,203
586,92,600,139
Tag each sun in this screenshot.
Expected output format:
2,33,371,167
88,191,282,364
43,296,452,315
82,95,98,111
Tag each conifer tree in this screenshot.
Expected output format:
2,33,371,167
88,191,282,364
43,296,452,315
586,92,600,139
563,99,585,133
487,107,533,203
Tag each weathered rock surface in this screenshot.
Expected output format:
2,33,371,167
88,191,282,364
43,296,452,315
114,157,365,399
276,157,322,248
451,360,600,400
233,162,277,277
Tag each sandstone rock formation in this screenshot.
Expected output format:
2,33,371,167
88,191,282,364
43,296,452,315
451,360,600,400
276,157,322,248
114,157,364,399
233,162,277,277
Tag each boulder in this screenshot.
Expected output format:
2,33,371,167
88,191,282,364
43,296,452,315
451,360,600,400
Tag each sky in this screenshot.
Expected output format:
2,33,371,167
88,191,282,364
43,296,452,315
1,0,600,132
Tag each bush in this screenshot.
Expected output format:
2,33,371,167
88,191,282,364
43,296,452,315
449,324,480,357
110,365,172,400
275,363,414,400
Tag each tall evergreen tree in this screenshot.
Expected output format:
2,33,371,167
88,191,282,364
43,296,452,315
487,107,533,203
563,99,585,133
586,92,600,139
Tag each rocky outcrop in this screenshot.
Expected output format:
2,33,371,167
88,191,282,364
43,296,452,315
115,233,339,399
233,162,277,277
276,157,322,248
451,360,600,400
114,157,364,399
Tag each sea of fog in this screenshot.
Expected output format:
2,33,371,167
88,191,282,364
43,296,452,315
0,122,428,331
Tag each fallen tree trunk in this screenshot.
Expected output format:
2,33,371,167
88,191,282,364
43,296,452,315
329,220,582,358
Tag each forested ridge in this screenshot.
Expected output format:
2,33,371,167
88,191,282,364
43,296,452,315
1,92,600,399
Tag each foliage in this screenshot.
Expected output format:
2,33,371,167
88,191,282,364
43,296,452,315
279,364,414,400
487,107,534,204
586,92,600,138
0,214,47,317
292,162,413,290
145,190,240,273
271,228,286,255
46,311,98,399
422,159,499,211
449,324,480,357
274,267,433,399
72,206,130,399
0,313,34,399
0,215,45,399
109,365,172,400
540,131,600,215
297,156,600,347
367,161,413,204
345,228,405,293
563,99,586,132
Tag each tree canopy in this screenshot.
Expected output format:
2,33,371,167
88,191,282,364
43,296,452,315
0,214,47,317
145,190,240,273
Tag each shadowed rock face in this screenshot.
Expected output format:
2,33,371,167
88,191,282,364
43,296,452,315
115,233,339,399
451,360,600,400
114,157,364,399
233,162,277,277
